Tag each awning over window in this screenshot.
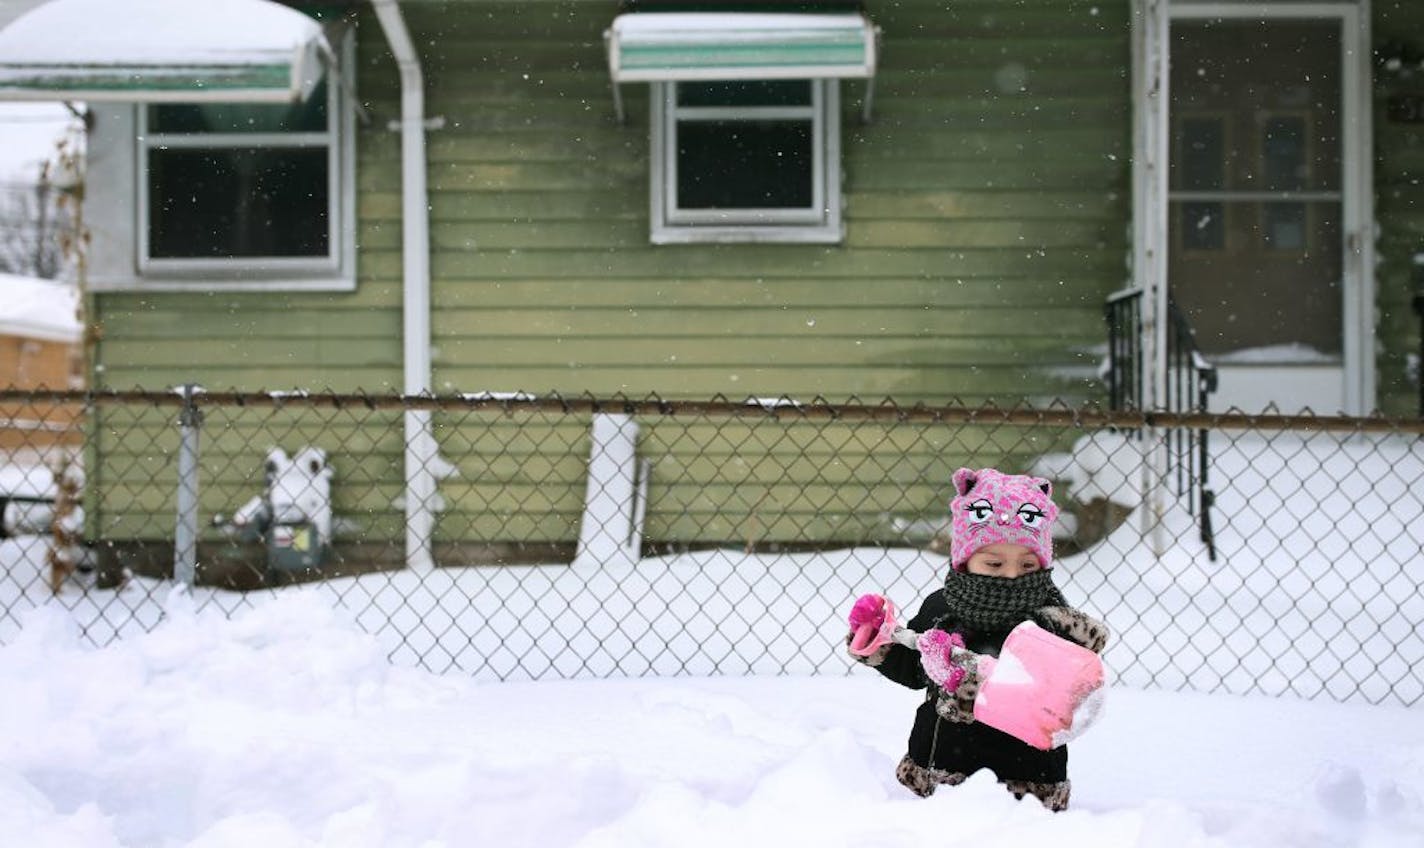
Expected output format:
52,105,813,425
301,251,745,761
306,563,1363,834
607,12,877,82
0,0,329,103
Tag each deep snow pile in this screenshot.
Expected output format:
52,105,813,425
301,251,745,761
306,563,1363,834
1,590,1422,848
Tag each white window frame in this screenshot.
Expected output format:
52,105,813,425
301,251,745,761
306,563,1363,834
649,78,843,244
118,32,356,291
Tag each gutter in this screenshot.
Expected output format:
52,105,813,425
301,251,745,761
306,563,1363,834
371,0,437,571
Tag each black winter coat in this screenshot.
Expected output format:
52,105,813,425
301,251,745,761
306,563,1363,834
871,590,1070,784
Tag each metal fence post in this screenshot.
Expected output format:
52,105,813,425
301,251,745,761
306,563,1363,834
1416,289,1424,417
174,384,203,587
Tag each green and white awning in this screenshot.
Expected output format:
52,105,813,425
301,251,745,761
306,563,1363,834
607,12,877,82
0,0,329,103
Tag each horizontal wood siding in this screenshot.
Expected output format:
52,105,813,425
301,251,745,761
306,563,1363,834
1374,0,1424,416
81,399,1063,551
432,410,1057,547
84,404,408,548
398,0,1132,405
409,0,1127,545
87,0,1130,548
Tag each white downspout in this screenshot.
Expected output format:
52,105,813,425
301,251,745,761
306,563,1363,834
371,0,436,571
1345,2,1374,415
1132,0,1170,558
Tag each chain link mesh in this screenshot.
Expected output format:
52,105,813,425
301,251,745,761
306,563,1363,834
1,388,1421,706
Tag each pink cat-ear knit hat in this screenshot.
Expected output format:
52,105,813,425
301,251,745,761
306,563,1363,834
948,467,1059,571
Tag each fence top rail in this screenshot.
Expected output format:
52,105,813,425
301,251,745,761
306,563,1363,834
2,387,1423,434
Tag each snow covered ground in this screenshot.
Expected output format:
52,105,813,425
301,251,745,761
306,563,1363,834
1,590,1421,848
2,428,1423,845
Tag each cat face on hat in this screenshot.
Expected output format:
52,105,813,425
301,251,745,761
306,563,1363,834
949,467,1058,572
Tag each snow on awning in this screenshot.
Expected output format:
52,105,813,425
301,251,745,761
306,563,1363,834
0,0,330,103
606,12,877,83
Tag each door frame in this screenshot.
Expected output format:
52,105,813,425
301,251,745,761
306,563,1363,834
1133,0,1374,414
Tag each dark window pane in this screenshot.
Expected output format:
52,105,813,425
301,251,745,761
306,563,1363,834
1171,20,1339,191
1179,117,1223,190
677,80,812,107
1262,116,1306,191
148,148,329,258
1180,201,1224,250
676,120,813,209
1263,202,1306,250
1171,200,1340,356
149,82,328,134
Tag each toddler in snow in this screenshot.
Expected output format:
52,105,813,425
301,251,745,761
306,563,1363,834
846,468,1108,811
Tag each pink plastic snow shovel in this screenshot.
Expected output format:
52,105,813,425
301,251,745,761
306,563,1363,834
971,620,1106,750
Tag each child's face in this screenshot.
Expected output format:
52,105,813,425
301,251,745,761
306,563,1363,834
964,543,1042,579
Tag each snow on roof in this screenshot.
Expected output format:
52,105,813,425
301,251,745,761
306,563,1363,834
0,272,80,343
0,0,323,66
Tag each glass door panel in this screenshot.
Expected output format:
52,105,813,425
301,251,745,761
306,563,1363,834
1168,19,1343,361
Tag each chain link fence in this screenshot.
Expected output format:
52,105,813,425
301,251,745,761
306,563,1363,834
1,387,1422,707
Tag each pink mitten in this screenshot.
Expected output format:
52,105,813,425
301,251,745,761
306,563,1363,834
972,621,1106,750
916,629,967,689
847,594,899,657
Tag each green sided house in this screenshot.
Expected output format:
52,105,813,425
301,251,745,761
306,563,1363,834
0,0,1420,575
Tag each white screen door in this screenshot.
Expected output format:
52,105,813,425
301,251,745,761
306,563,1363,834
1166,3,1371,413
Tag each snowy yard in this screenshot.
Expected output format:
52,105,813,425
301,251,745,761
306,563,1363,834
2,428,1424,846
1,591,1421,848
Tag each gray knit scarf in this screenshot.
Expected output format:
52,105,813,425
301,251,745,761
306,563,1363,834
940,569,1068,632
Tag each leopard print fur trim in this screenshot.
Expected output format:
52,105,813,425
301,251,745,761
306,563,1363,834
1004,778,1072,812
932,656,982,723
1032,606,1110,653
895,756,1071,811
844,632,892,667
895,755,967,798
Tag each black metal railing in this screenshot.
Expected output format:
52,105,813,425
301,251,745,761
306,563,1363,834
1416,289,1424,418
1104,288,1145,411
1102,288,1219,560
1166,297,1218,561
1413,252,1424,417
